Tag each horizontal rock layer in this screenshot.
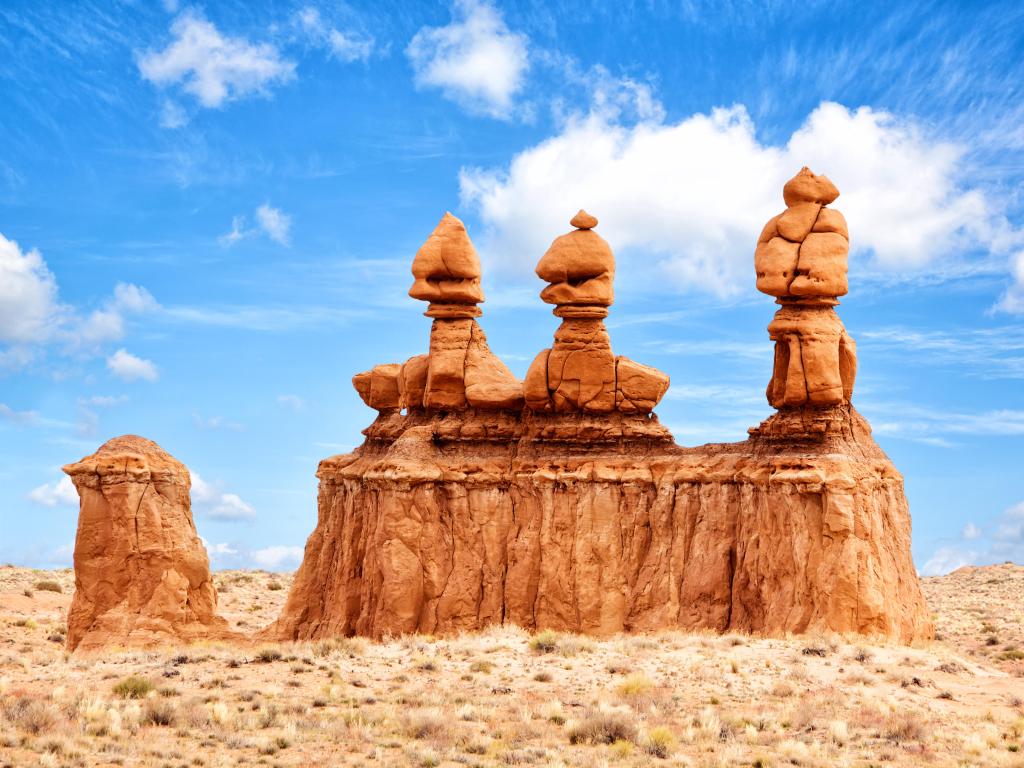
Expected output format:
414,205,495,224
268,406,932,643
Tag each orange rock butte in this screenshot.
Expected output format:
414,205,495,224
267,175,932,644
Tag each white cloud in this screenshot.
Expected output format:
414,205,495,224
106,348,159,382
0,403,39,425
220,204,292,246
28,476,78,507
962,522,981,540
251,544,304,570
921,546,977,577
193,413,243,431
255,204,292,245
189,470,255,521
407,0,528,119
139,11,296,109
1,232,158,369
460,101,1018,297
276,394,304,411
996,251,1024,314
296,6,375,63
159,99,188,129
0,232,61,344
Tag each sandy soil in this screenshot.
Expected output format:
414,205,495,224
1,563,1021,767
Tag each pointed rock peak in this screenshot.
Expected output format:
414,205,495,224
783,167,840,207
412,212,481,281
570,210,598,230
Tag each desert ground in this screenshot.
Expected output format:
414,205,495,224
0,563,1021,768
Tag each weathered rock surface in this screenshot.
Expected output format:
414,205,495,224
63,436,233,651
268,404,931,642
758,168,857,408
268,198,931,644
525,212,670,414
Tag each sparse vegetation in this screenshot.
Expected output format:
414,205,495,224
33,580,63,593
0,563,1019,767
112,675,155,699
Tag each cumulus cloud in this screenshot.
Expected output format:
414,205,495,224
106,349,158,382
190,470,256,521
251,545,303,570
407,0,528,118
296,6,375,63
1,231,159,371
139,10,296,109
28,476,78,507
0,232,61,345
220,204,292,246
460,101,1017,297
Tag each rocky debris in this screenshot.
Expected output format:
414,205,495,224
525,211,670,413
270,195,931,644
353,212,523,412
756,168,857,408
62,436,233,651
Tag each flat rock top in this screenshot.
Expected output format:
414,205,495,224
63,434,186,477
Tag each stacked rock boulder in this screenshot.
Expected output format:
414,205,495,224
62,436,234,651
524,211,670,414
352,212,523,413
269,186,933,644
755,167,857,407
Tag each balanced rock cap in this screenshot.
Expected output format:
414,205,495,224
783,167,840,207
536,213,614,283
409,212,485,305
570,210,598,230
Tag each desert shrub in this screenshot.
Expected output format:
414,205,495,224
254,647,283,663
883,711,927,742
469,660,493,673
267,580,283,591
113,675,155,699
1,694,58,734
616,673,655,708
801,645,827,657
34,580,63,593
529,630,560,654
567,708,638,745
642,725,676,758
533,671,552,682
142,699,178,726
402,708,448,740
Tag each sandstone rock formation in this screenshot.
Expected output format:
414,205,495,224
352,212,523,413
269,196,932,644
524,211,670,413
756,167,857,407
63,436,233,651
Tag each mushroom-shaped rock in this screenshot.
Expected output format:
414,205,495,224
62,436,234,651
409,212,485,307
537,213,615,308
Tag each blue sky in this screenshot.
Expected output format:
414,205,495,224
2,0,1022,574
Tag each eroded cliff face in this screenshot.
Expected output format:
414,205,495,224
268,405,932,643
63,436,234,651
